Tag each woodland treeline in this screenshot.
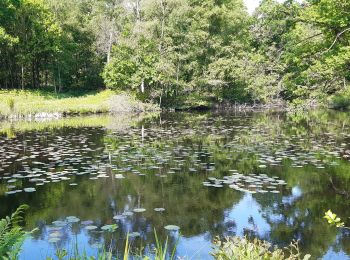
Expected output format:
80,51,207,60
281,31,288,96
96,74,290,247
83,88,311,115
0,0,349,106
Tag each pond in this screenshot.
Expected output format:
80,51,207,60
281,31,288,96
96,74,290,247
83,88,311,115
0,110,350,259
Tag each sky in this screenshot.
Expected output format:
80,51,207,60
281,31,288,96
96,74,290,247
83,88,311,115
243,0,302,14
243,0,263,14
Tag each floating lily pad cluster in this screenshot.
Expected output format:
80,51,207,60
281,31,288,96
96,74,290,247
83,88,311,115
204,172,287,194
1,113,347,255
0,114,347,197
0,129,112,195
45,207,176,244
110,207,177,236
47,216,119,243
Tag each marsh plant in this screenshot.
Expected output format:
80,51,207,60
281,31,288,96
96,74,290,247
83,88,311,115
211,236,311,260
45,230,177,260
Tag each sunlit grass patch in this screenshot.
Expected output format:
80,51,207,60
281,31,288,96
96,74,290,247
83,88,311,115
0,89,114,116
0,89,159,117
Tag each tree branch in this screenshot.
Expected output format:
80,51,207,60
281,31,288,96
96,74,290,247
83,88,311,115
325,27,350,52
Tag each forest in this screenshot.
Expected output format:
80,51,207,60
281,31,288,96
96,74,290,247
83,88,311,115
0,0,349,108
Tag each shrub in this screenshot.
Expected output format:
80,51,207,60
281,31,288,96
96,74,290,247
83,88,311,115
211,236,311,260
331,94,350,110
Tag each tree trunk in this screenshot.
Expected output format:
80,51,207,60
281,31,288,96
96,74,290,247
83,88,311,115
140,79,144,93
107,30,113,64
21,65,24,90
32,61,36,88
58,66,62,92
135,0,141,22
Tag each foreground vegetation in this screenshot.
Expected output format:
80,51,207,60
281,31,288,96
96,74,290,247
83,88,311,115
0,90,159,117
212,237,310,260
1,0,350,108
0,206,315,260
0,205,30,259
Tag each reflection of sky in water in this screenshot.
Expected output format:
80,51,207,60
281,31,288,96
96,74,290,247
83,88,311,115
21,232,97,260
1,111,350,259
226,193,271,236
18,186,308,260
322,235,350,260
21,232,215,260
176,234,213,259
18,184,349,260
225,187,303,237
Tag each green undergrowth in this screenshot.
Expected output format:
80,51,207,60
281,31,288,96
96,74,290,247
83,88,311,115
212,236,311,260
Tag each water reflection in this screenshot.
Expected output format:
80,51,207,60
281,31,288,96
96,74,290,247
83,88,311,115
0,110,350,259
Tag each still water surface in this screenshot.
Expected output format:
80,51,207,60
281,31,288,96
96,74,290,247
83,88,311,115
0,110,350,259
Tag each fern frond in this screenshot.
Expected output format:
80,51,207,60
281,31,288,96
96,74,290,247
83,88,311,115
0,205,29,259
10,205,29,227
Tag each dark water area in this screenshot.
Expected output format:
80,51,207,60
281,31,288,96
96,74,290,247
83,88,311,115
1,110,350,259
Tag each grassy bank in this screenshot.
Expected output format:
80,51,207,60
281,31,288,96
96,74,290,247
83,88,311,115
0,90,159,118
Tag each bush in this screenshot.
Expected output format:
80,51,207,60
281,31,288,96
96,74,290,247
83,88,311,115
211,236,311,260
331,94,350,110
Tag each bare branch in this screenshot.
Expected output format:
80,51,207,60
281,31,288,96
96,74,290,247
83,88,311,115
325,27,350,52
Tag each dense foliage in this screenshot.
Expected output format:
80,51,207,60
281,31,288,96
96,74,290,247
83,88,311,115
0,0,349,107
212,236,311,260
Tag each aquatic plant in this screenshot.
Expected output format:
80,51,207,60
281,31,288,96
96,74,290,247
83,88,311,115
47,248,114,260
324,210,349,229
211,236,311,260
44,231,177,260
0,205,29,259
152,229,177,260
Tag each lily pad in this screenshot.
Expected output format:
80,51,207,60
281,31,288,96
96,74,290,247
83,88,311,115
122,211,134,217
66,216,80,223
164,225,180,231
101,224,118,232
133,208,146,213
52,220,66,227
128,232,140,237
81,220,94,225
85,225,98,231
154,208,165,212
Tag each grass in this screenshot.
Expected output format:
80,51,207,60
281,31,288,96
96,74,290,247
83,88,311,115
0,89,160,117
46,231,177,260
0,89,113,116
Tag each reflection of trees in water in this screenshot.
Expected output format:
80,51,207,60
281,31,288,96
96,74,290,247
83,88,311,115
250,163,350,258
1,110,350,257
